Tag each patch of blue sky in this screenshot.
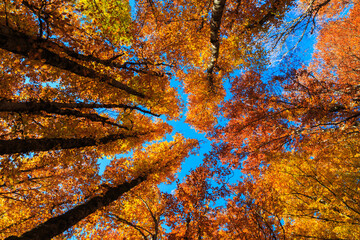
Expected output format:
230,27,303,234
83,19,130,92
129,0,137,19
158,117,212,193
266,27,317,71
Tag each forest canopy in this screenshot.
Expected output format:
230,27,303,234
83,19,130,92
0,0,359,239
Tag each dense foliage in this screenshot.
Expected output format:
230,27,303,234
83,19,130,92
0,0,359,239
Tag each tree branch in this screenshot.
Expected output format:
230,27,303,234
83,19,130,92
108,213,150,240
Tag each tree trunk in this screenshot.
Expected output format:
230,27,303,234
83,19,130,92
5,176,147,240
0,133,134,155
206,0,226,88
0,99,159,117
0,99,130,128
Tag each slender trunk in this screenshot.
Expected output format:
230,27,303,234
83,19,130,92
184,213,191,240
207,0,226,88
0,133,134,155
0,99,129,128
5,176,147,240
0,99,159,117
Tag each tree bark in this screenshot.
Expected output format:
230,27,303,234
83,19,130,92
0,99,160,117
0,133,134,155
5,176,147,240
0,99,129,128
0,25,145,98
206,0,226,88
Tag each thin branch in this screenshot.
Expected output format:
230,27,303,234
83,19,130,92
108,213,150,240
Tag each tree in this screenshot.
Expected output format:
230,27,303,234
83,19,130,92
164,162,228,239
213,0,358,179
262,132,360,239
212,0,360,238
218,181,287,239
260,3,360,237
2,133,198,240
5,176,147,240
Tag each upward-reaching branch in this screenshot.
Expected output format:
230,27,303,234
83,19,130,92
5,176,147,240
0,25,145,98
108,213,150,240
207,0,226,89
